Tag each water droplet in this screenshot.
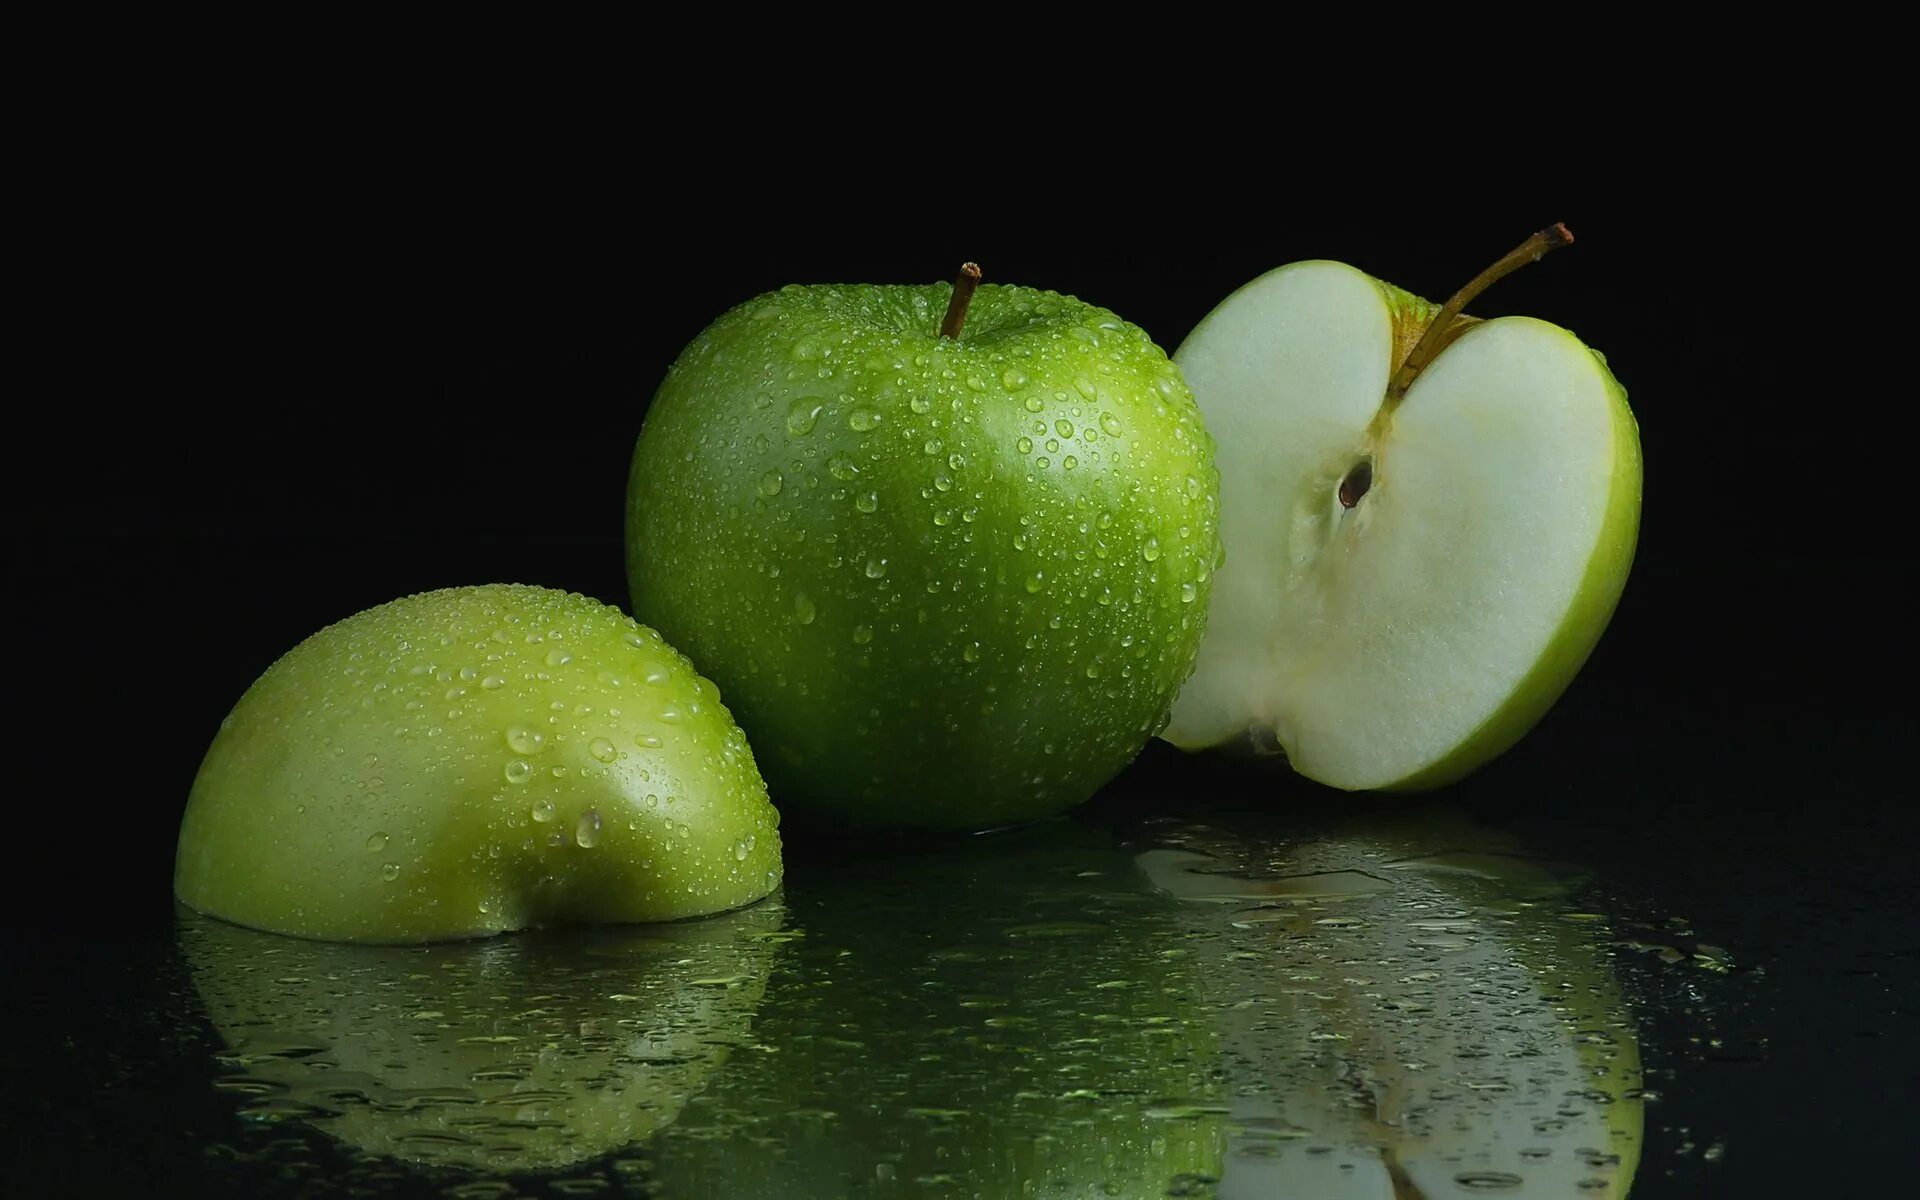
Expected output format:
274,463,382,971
933,509,952,526
381,863,400,882
1100,411,1123,437
480,674,504,690
1055,419,1074,439
1023,396,1044,413
791,335,823,361
365,831,388,852
865,558,888,579
1025,571,1045,594
848,406,880,431
644,664,671,686
505,760,532,784
589,737,617,763
733,834,756,861
1062,455,1078,470
785,398,823,435
1074,375,1097,399
853,624,873,645
531,796,556,822
575,809,602,849
1001,367,1028,389
794,591,818,625
962,641,981,663
909,394,932,414
636,733,664,749
1453,1172,1524,1191
1142,537,1162,562
1035,456,1049,469
545,647,572,667
506,725,545,754
1181,581,1198,603
759,469,784,496
827,452,858,481
923,437,942,456
1017,436,1033,454
933,469,953,492
855,489,879,513
658,706,684,724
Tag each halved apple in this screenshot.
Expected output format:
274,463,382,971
1164,227,1640,789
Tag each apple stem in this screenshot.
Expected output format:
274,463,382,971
1386,223,1574,401
939,262,983,339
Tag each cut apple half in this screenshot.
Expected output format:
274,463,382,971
1164,229,1641,789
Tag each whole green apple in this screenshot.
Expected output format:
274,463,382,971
626,269,1221,829
1163,227,1641,790
181,898,783,1174
175,584,782,942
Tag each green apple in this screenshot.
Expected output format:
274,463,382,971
175,583,782,942
1163,227,1641,789
180,898,783,1174
1140,806,1643,1197
646,821,1226,1196
626,267,1221,829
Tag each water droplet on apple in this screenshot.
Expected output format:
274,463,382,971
1002,367,1028,389
962,641,981,663
365,831,388,852
1074,376,1097,399
636,733,664,749
909,394,932,414
759,469,784,497
506,726,545,754
853,624,873,644
545,648,572,667
791,335,823,361
794,591,817,625
827,452,858,481
1142,537,1161,562
1100,411,1123,437
923,437,942,456
531,797,556,822
733,834,756,861
1035,456,1050,469
1062,455,1078,470
505,760,532,784
1025,571,1045,594
785,398,823,435
1055,419,1074,439
381,863,400,882
848,406,880,432
933,470,953,492
575,808,602,849
1023,396,1044,413
1181,581,1198,603
480,674,504,690
589,736,617,763
855,489,879,513
865,558,888,579
644,664,671,685
1017,436,1033,454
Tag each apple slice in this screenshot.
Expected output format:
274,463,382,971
1163,227,1641,789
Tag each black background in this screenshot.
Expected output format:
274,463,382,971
9,166,1915,1196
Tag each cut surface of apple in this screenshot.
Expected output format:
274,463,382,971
1164,251,1640,789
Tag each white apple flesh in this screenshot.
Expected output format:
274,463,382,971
1164,241,1640,789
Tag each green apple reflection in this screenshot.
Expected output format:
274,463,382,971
180,898,783,1174
1139,805,1644,1198
648,821,1228,1198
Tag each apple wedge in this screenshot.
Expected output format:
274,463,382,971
1163,227,1641,789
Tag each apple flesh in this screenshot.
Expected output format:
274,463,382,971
175,584,782,942
627,276,1220,829
1163,250,1640,789
181,899,781,1173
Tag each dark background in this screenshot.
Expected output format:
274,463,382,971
9,176,1914,1195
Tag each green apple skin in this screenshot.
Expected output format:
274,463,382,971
1389,348,1640,790
627,282,1220,830
175,584,783,942
181,899,782,1173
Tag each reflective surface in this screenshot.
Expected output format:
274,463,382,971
22,795,1687,1198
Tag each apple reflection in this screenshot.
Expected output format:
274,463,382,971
180,898,783,1175
1140,805,1644,1198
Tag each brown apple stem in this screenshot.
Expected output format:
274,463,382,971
939,262,983,339
1385,223,1574,401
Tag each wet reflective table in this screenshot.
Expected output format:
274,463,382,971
8,728,1913,1198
